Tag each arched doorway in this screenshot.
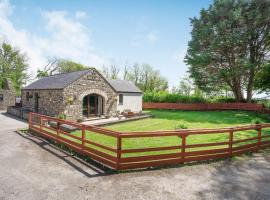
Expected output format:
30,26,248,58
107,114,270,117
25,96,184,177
83,94,104,118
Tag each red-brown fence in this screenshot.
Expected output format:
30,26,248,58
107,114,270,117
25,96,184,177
143,102,265,112
29,112,270,171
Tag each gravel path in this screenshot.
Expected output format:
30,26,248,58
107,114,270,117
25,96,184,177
1,111,270,200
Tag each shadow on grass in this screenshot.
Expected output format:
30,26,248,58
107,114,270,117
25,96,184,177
15,130,117,178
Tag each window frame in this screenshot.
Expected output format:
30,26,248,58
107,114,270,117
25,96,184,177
119,94,123,105
0,94,3,101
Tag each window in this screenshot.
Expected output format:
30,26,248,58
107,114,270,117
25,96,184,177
0,94,3,101
26,92,29,101
119,94,123,105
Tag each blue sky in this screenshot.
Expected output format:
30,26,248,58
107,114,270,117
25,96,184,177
0,0,212,87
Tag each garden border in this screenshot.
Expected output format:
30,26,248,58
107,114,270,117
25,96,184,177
143,102,270,114
28,112,270,171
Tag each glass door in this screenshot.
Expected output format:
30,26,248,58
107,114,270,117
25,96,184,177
89,95,97,116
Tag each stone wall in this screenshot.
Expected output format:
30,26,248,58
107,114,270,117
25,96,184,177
0,90,15,110
21,89,64,117
63,69,118,120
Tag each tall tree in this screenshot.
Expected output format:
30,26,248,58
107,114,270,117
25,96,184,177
57,59,88,73
174,76,194,96
37,58,88,78
0,42,29,94
254,63,270,94
101,64,120,80
185,0,270,102
126,63,168,92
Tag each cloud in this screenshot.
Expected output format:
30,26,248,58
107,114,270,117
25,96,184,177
146,32,159,43
0,0,107,79
75,11,88,20
130,31,160,47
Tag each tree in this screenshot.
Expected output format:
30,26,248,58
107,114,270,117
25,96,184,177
57,59,88,73
185,0,270,102
37,58,88,78
126,63,168,92
101,64,120,80
254,63,270,94
173,76,194,96
0,42,29,94
123,63,130,80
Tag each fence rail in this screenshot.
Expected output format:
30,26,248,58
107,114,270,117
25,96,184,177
28,112,270,171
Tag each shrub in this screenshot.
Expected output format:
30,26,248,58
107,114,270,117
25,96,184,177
77,118,83,123
252,118,263,124
175,122,188,130
254,99,270,109
58,113,66,120
143,91,208,104
142,92,241,104
209,96,236,103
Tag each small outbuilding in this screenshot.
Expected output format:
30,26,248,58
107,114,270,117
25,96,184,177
0,79,15,110
21,68,142,120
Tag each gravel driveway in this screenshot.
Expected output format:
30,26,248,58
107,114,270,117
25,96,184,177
1,111,270,200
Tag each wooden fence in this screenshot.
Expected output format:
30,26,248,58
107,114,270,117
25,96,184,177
29,112,270,171
143,102,265,112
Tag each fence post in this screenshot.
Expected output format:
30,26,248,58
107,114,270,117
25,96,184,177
257,124,262,150
82,125,86,155
28,112,32,129
116,134,122,170
229,128,234,158
56,120,60,143
181,133,187,163
40,116,43,130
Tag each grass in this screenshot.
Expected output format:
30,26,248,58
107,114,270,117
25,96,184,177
106,110,269,131
34,110,270,157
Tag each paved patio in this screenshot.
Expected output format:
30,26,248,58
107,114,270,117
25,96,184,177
82,114,150,126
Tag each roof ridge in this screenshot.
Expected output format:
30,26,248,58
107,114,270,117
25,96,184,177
43,68,92,78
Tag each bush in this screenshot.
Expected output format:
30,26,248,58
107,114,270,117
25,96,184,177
252,118,263,124
175,122,188,130
77,118,83,123
254,99,270,109
143,92,238,104
58,113,66,120
143,91,207,104
209,96,236,103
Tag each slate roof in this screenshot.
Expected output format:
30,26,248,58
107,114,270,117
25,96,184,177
23,69,142,93
108,79,142,93
23,70,90,90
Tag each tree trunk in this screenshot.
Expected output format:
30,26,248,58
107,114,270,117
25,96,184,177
246,68,254,102
230,79,244,102
246,43,256,103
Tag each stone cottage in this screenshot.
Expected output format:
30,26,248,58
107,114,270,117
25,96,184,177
0,79,16,110
21,68,142,120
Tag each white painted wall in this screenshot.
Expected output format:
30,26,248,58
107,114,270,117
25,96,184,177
116,93,142,113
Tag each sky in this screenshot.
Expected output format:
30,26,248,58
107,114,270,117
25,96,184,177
0,0,213,87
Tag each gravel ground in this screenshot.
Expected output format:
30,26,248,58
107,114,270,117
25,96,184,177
1,111,270,200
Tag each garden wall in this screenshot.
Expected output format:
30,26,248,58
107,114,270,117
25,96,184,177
143,102,265,112
263,108,270,114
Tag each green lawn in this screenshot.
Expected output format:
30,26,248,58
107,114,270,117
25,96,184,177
39,110,270,157
106,110,269,131
65,110,270,157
